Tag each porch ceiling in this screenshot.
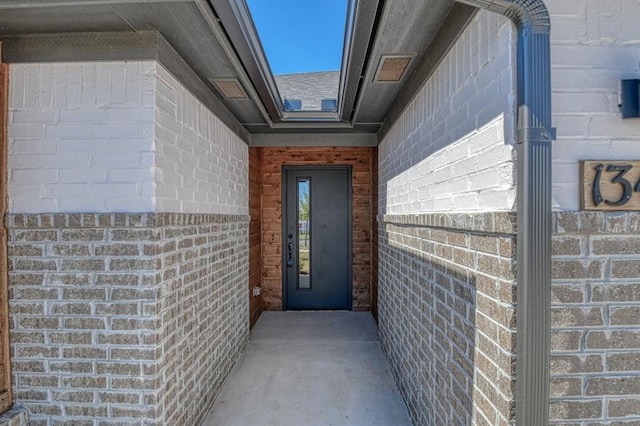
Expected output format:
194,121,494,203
0,0,476,145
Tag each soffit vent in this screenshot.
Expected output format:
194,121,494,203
211,78,248,100
374,55,413,82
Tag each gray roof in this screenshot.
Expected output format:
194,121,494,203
274,71,339,111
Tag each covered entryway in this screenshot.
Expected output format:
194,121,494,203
4,1,639,425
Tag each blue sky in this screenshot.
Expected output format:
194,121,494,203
246,0,348,76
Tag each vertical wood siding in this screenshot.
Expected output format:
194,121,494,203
370,148,379,320
249,148,263,327
0,55,12,414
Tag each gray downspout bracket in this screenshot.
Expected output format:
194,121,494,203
455,1,555,425
518,127,557,143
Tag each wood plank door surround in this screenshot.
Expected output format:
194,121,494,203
283,166,352,310
0,50,12,414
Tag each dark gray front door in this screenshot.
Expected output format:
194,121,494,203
284,167,352,310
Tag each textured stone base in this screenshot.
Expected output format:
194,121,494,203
7,213,249,425
550,211,640,423
0,405,28,426
378,212,517,425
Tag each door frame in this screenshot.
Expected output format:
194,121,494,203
281,165,353,311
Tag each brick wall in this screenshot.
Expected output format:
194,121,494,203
8,61,249,216
7,213,249,425
259,147,375,311
379,213,516,425
546,1,640,422
550,211,640,423
8,62,156,213
378,3,640,424
378,10,516,215
377,10,518,425
154,65,248,215
6,59,251,424
549,0,640,210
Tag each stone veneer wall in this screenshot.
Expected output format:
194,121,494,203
6,212,248,425
550,211,640,423
378,213,516,425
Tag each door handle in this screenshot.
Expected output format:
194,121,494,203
287,242,294,268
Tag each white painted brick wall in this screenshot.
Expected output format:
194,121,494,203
154,65,248,215
379,10,517,214
8,61,248,215
380,1,640,214
549,0,640,211
8,61,157,213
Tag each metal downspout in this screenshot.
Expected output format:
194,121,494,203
454,1,556,424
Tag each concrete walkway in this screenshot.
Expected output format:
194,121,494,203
201,311,411,426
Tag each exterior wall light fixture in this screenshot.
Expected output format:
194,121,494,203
620,79,640,118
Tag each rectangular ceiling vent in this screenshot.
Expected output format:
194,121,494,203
374,55,413,82
211,78,248,100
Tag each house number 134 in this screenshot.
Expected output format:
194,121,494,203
581,161,640,211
